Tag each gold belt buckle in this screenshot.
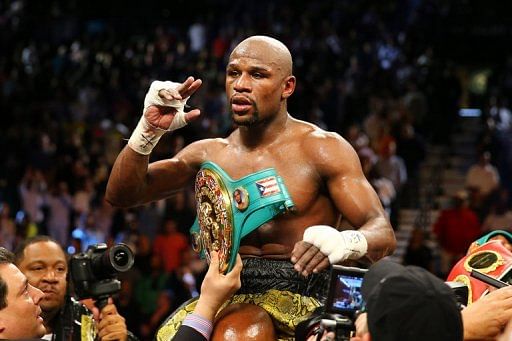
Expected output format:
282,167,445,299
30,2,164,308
193,168,234,273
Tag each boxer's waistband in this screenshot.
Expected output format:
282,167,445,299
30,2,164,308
239,257,329,303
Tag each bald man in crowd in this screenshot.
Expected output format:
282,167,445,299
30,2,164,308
106,35,395,340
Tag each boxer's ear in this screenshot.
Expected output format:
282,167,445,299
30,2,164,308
281,76,296,99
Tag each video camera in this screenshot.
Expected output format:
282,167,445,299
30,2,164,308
69,243,134,309
296,265,367,341
297,264,472,341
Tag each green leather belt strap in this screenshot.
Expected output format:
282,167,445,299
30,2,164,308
476,230,512,246
190,161,295,273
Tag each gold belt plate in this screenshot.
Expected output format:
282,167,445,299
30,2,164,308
193,168,234,273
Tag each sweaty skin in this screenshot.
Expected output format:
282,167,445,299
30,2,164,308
106,36,396,272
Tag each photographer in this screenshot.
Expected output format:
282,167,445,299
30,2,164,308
336,260,512,341
348,259,463,341
0,247,46,339
14,236,137,341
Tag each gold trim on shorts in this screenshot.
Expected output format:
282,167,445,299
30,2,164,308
157,289,321,341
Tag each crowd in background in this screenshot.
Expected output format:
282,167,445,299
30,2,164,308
1,0,512,338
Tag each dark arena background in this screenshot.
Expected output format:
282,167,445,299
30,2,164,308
1,0,512,339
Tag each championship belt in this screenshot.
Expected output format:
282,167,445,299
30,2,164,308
190,161,295,273
447,231,512,305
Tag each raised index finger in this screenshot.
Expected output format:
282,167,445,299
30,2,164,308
179,77,202,98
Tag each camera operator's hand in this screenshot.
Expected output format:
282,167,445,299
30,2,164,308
350,312,370,341
93,298,128,341
193,251,243,322
461,285,512,340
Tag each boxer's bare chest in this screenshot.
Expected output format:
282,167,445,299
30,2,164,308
204,138,338,256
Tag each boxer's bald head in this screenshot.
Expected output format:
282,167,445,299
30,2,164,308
230,35,293,77
226,35,296,126
212,303,276,341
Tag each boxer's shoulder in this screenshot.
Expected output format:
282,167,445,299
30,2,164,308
180,137,229,156
297,125,354,159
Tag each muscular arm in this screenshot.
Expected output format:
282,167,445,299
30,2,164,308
308,132,396,261
105,140,210,208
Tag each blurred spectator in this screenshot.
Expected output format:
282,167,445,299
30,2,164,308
166,191,195,235
358,147,396,218
466,151,500,202
394,122,425,182
137,201,164,241
153,218,189,273
403,228,433,272
374,139,407,192
72,213,106,251
73,177,95,223
90,198,115,241
345,124,370,151
135,254,172,338
433,191,481,276
489,96,512,133
374,139,407,227
482,189,512,232
0,203,16,250
45,181,73,247
19,168,47,230
168,249,208,312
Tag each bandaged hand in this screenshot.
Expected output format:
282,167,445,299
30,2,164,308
292,225,368,276
128,77,202,155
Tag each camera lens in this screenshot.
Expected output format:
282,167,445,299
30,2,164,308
113,250,129,267
108,244,135,272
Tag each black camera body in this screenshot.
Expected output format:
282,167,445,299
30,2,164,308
70,243,134,309
296,265,367,341
445,281,469,308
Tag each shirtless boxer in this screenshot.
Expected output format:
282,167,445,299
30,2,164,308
106,35,396,340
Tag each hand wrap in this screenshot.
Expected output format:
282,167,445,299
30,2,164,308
303,225,368,264
128,80,190,155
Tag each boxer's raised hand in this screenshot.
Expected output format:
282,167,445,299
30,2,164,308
144,76,202,130
128,77,202,155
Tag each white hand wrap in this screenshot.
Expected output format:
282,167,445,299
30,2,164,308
303,225,368,264
127,80,190,155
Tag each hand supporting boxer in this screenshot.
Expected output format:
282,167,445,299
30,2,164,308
127,77,202,155
291,225,368,276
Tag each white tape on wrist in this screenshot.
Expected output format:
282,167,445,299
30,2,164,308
127,116,166,155
127,80,191,155
303,225,368,264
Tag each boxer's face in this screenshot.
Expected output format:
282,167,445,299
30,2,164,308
226,39,295,126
